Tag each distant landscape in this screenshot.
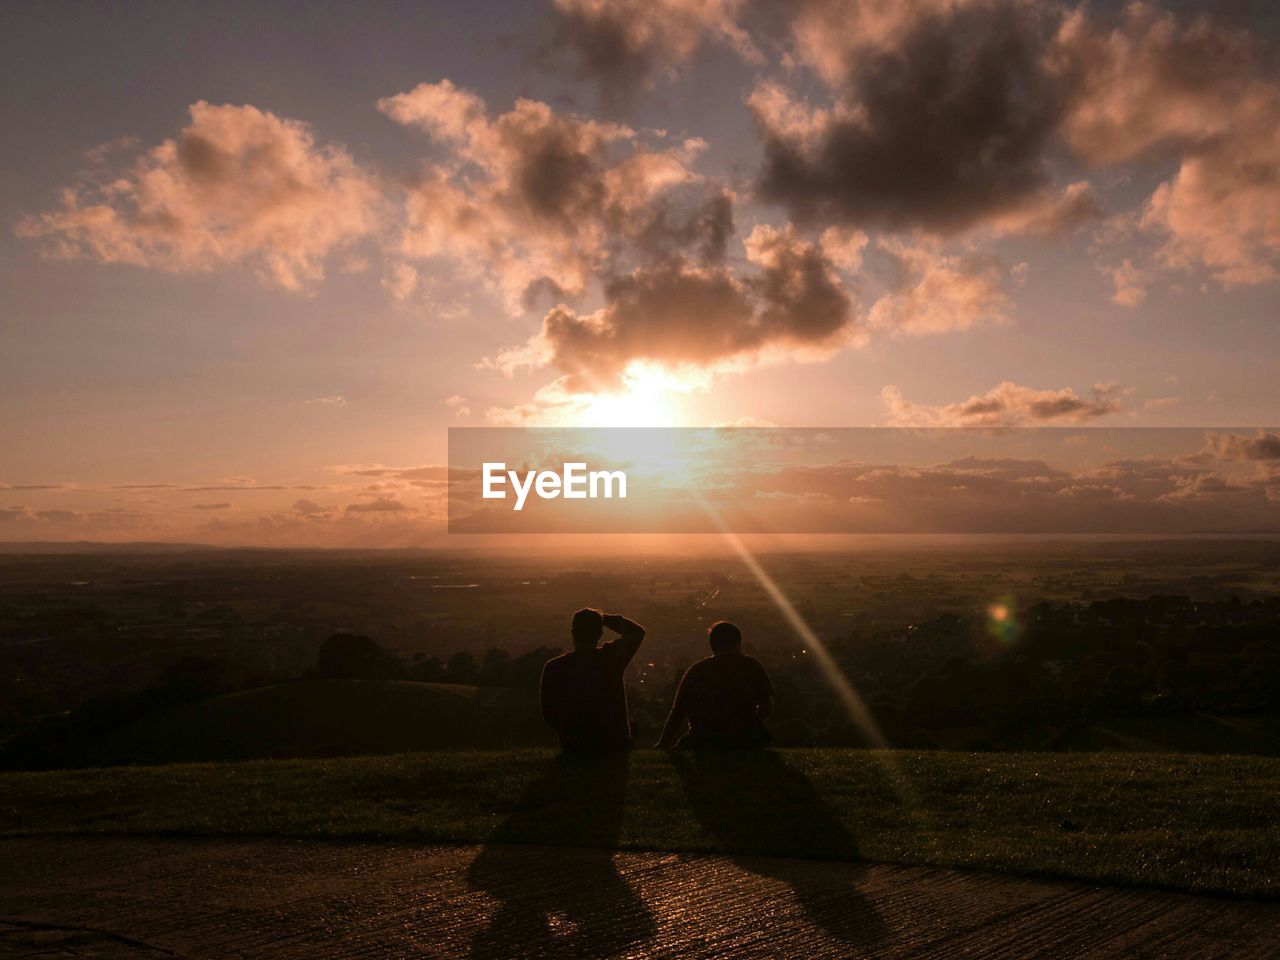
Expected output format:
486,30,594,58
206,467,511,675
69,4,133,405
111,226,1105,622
3,538,1278,768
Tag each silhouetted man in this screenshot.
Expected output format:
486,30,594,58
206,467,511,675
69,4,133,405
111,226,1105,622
540,608,645,751
657,620,773,749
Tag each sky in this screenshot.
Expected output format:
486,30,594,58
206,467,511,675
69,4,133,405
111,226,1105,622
1,0,1278,545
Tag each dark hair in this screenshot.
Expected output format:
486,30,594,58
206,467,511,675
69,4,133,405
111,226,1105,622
708,620,742,653
571,607,604,645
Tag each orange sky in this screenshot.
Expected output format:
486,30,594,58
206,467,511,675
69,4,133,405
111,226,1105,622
2,0,1279,545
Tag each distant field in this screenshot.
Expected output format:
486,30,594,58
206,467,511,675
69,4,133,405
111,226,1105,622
2,749,1276,899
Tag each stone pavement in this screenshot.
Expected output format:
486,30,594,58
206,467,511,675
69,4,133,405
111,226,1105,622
1,836,1277,958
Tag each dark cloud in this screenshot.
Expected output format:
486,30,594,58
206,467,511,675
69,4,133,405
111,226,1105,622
751,0,1065,233
379,80,718,309
192,502,232,510
550,0,753,102
1193,431,1280,462
746,223,854,343
746,0,1280,285
492,224,856,389
538,261,753,389
631,189,736,265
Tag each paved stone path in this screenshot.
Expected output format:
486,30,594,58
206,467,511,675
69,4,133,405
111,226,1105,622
1,836,1277,958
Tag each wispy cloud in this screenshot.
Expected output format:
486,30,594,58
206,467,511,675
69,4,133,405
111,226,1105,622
882,381,1130,427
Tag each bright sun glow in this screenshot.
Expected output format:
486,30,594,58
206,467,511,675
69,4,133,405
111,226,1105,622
577,367,689,428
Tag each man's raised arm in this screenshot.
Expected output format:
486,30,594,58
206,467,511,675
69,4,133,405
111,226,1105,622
601,612,645,664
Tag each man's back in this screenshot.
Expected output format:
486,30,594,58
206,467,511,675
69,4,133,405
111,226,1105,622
674,652,772,746
541,633,640,750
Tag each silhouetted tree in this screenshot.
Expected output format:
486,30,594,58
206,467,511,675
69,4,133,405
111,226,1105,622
409,652,444,682
480,647,511,686
316,632,401,680
446,650,480,685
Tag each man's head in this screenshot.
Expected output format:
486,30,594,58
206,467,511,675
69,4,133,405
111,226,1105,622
708,620,742,654
571,607,604,648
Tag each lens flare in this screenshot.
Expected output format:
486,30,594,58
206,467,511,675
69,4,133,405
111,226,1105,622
987,598,1021,646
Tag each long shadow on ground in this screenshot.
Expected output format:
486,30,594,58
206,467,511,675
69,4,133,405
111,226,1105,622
465,753,656,959
670,749,890,949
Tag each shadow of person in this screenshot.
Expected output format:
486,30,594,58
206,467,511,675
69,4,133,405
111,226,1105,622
466,752,657,959
670,750,890,950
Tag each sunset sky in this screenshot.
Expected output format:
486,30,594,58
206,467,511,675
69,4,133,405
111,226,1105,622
2,0,1278,545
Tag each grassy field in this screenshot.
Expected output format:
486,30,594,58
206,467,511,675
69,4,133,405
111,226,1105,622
1,749,1277,899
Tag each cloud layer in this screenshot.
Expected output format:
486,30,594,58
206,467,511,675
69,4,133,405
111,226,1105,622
13,0,1280,429
489,223,857,390
378,80,713,310
751,0,1068,234
552,0,754,99
18,102,381,290
882,380,1129,426
742,0,1280,291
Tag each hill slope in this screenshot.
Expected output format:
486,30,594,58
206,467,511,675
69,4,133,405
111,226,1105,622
8,680,552,768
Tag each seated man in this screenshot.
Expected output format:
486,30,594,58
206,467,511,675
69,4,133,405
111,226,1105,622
657,620,774,750
540,608,645,751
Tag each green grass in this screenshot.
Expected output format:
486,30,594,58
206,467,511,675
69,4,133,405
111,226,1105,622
1059,712,1280,756
1,749,1277,898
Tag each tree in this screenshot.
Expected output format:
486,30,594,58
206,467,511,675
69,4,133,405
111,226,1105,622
446,650,480,685
316,633,400,681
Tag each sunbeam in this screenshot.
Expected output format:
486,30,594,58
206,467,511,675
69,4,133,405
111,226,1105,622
695,494,919,804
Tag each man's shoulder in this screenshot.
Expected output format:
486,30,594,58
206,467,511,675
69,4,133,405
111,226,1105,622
685,655,717,676
543,651,575,672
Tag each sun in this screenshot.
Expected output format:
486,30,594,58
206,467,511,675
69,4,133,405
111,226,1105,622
578,367,688,428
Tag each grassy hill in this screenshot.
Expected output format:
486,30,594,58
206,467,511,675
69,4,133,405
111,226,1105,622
2,749,1277,899
4,680,553,768
1059,712,1280,755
